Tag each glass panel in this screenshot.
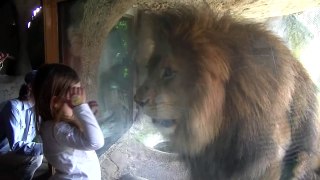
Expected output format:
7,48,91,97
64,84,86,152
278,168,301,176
58,1,134,156
97,16,134,154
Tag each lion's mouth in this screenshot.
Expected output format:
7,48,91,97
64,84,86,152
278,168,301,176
152,118,176,128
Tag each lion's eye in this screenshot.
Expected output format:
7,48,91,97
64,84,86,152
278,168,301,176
161,67,176,80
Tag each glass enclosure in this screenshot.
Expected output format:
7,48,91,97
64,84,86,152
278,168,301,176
46,1,320,179
58,0,136,155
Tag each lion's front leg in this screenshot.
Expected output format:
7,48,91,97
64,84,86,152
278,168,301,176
291,152,320,180
259,164,282,180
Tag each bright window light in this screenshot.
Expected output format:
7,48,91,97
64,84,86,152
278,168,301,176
32,6,42,18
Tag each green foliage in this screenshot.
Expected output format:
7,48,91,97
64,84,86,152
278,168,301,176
283,14,313,57
115,20,128,30
123,67,128,78
113,18,130,61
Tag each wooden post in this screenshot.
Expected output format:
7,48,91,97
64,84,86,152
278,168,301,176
42,0,59,165
42,0,59,64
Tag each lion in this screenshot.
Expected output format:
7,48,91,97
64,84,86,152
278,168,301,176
133,5,320,180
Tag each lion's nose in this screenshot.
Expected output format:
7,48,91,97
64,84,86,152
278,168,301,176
134,95,149,107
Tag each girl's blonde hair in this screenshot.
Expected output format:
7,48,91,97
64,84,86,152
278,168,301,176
32,63,82,129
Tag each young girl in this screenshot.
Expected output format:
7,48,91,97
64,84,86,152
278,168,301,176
32,63,104,179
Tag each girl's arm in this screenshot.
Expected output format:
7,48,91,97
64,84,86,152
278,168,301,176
54,103,104,150
53,86,104,150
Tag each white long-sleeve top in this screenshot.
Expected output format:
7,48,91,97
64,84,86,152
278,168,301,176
40,104,105,180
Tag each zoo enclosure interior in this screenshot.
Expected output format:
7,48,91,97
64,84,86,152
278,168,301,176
58,1,320,156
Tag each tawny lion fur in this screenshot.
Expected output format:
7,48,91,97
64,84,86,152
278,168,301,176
134,6,320,180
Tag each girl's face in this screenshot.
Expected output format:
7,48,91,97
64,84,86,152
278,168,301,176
51,82,81,120
60,82,81,117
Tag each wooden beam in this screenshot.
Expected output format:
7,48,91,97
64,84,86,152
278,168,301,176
43,0,59,64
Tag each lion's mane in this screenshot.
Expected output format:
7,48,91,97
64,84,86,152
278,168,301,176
135,5,319,180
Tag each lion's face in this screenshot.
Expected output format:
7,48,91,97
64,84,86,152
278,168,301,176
135,44,198,133
134,22,228,155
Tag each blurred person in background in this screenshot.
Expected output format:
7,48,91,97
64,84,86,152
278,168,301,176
0,70,43,180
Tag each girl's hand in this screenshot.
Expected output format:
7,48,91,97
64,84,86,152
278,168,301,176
88,100,99,116
66,86,86,108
